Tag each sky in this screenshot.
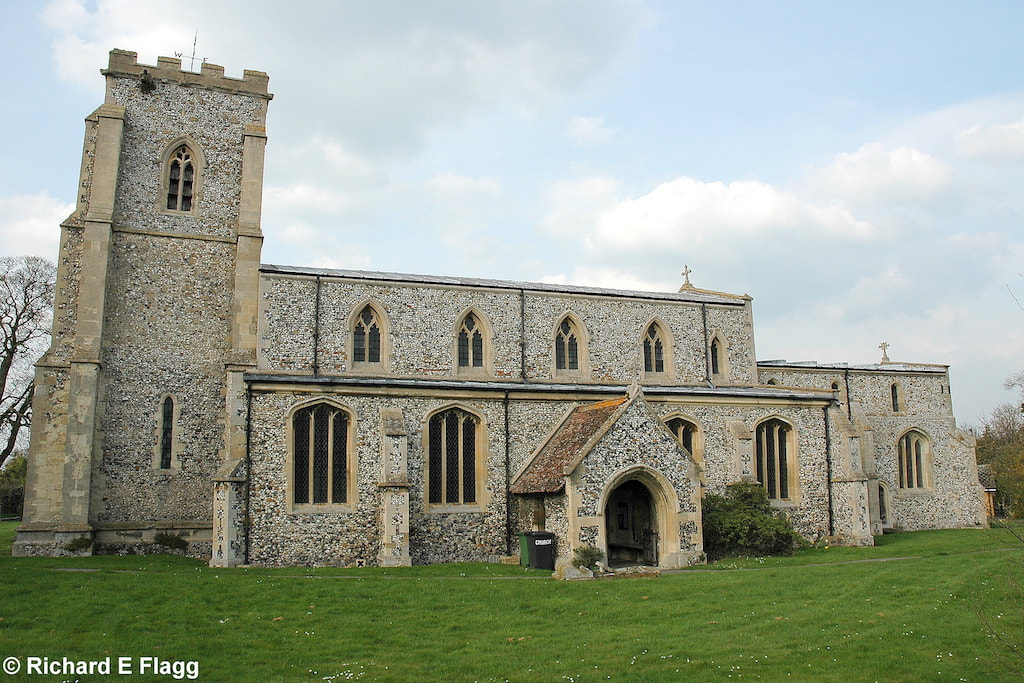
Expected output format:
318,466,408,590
1,0,1023,424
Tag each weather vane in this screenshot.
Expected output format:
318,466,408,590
174,31,206,71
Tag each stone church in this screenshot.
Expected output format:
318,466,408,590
13,50,986,569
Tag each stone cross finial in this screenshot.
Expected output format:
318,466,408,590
681,265,692,287
879,341,890,363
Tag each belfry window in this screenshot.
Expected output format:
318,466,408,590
159,396,174,469
755,419,794,501
292,403,350,506
166,145,195,211
643,323,665,373
458,313,484,368
891,383,902,413
353,306,382,364
897,430,930,489
555,318,580,371
427,408,480,506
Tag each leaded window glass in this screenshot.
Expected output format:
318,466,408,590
643,324,665,373
458,313,484,368
555,318,579,371
166,145,195,211
755,419,792,500
353,306,381,364
427,408,478,505
292,403,349,505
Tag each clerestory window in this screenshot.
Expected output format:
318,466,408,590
353,306,382,365
458,313,484,369
555,317,580,372
643,323,665,374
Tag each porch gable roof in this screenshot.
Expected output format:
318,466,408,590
510,397,628,494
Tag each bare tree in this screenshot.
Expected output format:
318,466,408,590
0,256,55,469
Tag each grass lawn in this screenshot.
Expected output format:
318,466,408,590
0,523,1022,681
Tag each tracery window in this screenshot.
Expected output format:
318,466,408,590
159,396,174,469
292,403,351,506
643,323,665,374
755,418,795,501
166,144,195,211
458,313,484,369
555,317,580,372
427,407,480,506
897,430,930,489
353,306,382,364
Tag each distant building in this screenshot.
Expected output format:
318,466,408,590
13,51,987,569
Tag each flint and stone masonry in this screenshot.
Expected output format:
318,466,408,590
14,51,987,571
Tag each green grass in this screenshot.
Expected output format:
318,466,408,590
0,522,1021,681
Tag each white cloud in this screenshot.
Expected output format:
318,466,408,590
583,176,874,253
819,143,951,205
41,0,647,159
956,117,1024,163
567,115,615,146
425,173,503,198
0,193,73,260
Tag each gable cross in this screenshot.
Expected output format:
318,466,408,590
681,265,692,287
879,341,890,363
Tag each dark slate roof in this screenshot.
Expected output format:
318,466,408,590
510,397,627,495
260,263,747,306
758,359,948,373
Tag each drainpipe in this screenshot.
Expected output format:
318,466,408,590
312,275,322,377
843,367,852,420
519,289,527,383
504,391,512,556
244,381,253,565
823,404,835,537
701,303,712,387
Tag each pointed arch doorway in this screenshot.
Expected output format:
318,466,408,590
604,479,658,566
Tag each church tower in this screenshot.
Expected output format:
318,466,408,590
14,50,271,556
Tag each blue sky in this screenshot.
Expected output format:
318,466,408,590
2,0,1023,423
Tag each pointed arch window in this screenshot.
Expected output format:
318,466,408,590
710,337,722,377
458,313,485,369
891,383,902,413
665,416,701,459
166,144,195,211
427,407,481,507
353,306,382,365
292,403,352,507
555,317,580,372
755,419,796,501
159,396,174,469
897,430,931,490
643,323,665,374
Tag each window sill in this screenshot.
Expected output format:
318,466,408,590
424,504,486,514
289,504,356,514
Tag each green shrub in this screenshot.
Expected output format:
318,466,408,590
152,532,188,551
0,454,27,518
702,482,804,561
572,544,604,571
